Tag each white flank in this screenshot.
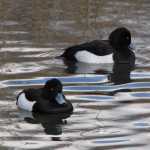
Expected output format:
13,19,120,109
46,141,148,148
56,93,66,104
17,93,36,111
75,50,113,64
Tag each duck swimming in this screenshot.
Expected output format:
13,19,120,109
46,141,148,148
16,79,73,114
61,27,135,66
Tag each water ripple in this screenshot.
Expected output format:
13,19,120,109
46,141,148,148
0,0,150,149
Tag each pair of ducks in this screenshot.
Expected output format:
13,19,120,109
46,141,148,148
17,27,135,114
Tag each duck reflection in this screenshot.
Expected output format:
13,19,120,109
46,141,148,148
109,63,134,85
61,56,135,85
23,111,72,137
63,59,112,74
63,59,134,85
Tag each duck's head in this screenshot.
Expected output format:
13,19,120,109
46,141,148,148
43,79,66,105
109,27,132,51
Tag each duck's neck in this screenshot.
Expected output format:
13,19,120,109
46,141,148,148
114,46,130,53
113,47,132,63
42,88,63,106
42,88,56,100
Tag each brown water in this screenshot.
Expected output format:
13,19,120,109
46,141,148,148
0,0,150,149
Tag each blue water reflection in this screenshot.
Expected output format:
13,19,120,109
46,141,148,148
64,82,150,93
2,75,108,87
73,95,113,101
132,92,150,98
94,138,129,144
134,122,150,128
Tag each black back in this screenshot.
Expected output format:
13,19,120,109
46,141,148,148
61,40,113,61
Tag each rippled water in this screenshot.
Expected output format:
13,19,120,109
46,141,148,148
0,0,150,149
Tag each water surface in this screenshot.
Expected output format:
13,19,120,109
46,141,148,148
0,0,150,149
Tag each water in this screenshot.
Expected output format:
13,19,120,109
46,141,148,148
0,0,150,149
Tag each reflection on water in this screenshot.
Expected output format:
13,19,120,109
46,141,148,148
1,0,150,149
63,59,113,74
23,111,71,136
109,63,134,85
